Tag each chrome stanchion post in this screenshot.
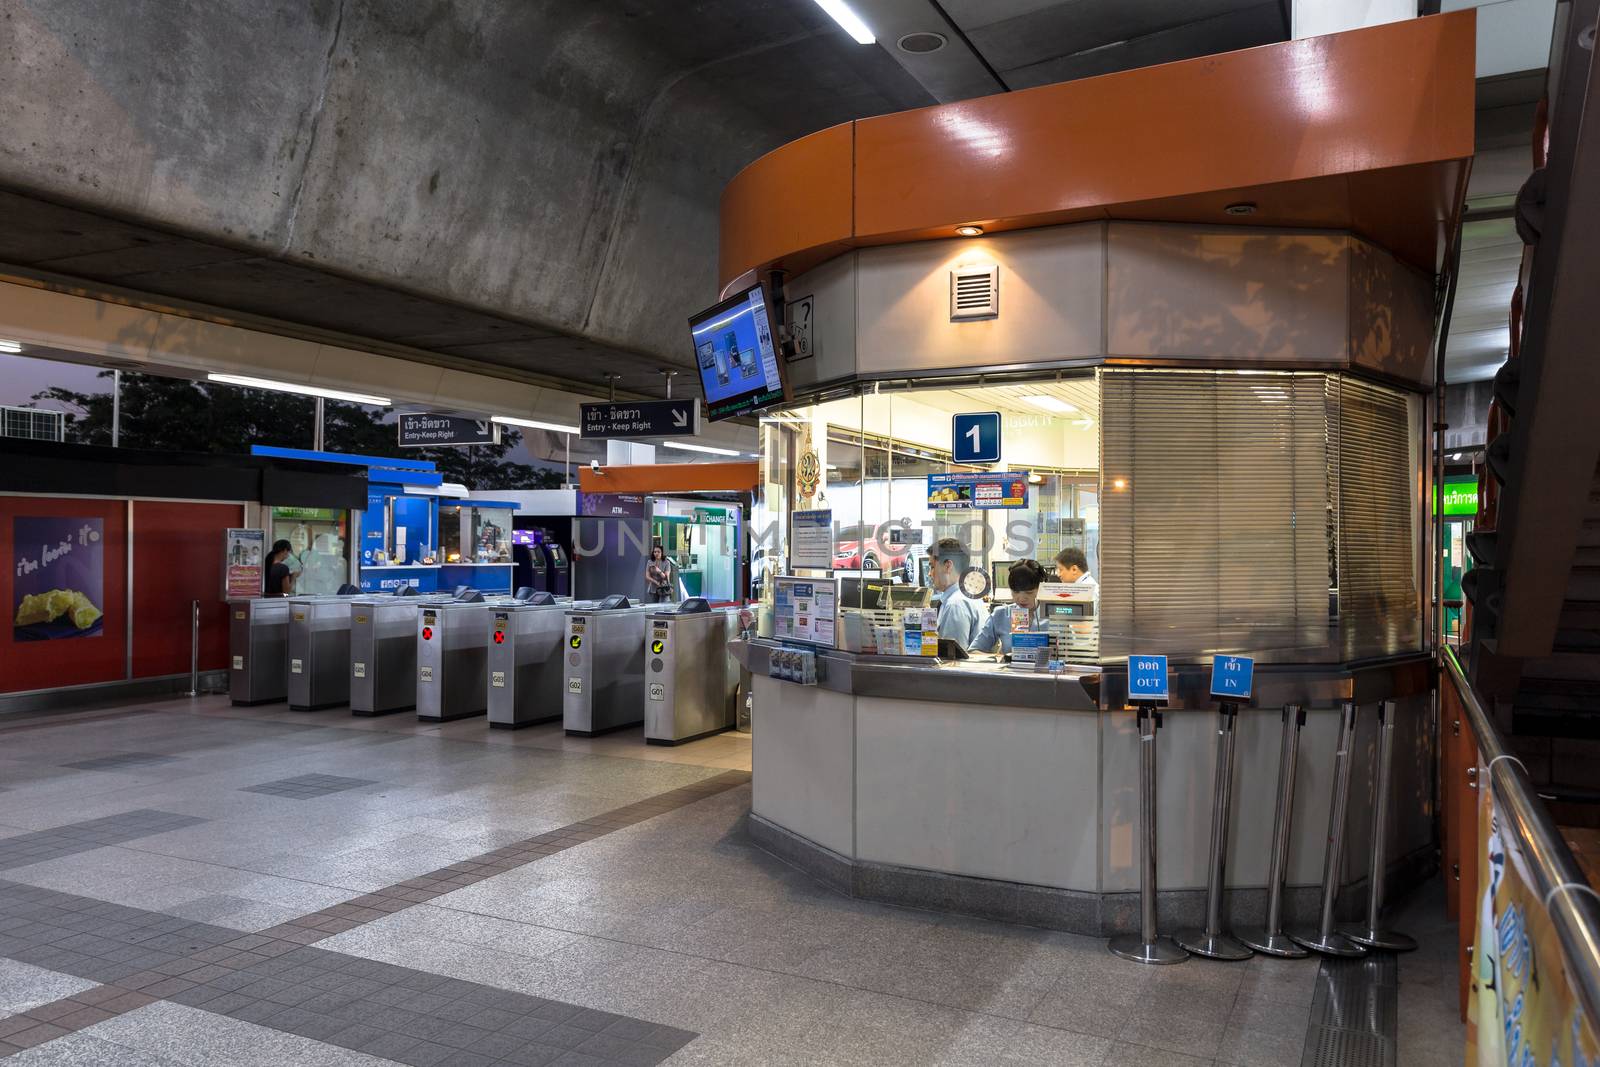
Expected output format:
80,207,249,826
1238,703,1309,957
188,599,201,697
1342,700,1418,951
1176,700,1252,959
1109,703,1189,965
1289,700,1366,957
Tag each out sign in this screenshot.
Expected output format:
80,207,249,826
1128,654,1169,703
1210,655,1254,700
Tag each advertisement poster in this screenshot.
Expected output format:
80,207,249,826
773,577,836,648
791,509,833,570
1468,765,1600,1066
224,528,265,599
12,517,105,641
926,472,1030,509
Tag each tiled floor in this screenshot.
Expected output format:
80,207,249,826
0,695,1465,1065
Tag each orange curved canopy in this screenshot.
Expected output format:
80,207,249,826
720,12,1475,286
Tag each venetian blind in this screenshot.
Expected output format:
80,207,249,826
1099,370,1331,660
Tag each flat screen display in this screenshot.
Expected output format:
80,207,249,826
689,284,785,421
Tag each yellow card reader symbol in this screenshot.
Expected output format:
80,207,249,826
569,634,582,649
650,639,665,655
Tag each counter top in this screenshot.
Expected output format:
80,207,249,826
731,638,1433,711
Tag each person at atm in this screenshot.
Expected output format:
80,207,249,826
929,537,983,648
970,559,1047,655
1054,547,1097,589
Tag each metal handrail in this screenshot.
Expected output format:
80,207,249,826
1442,646,1600,1028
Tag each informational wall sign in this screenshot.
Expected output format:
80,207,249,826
773,576,836,648
579,399,701,439
791,509,834,569
397,413,499,447
1128,654,1169,703
12,517,104,642
223,528,265,599
1209,655,1255,701
952,411,1002,464
926,472,1029,509
786,295,815,361
1435,474,1479,517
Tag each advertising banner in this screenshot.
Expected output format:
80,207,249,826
223,528,265,599
1468,766,1600,1066
926,472,1030,509
12,516,105,641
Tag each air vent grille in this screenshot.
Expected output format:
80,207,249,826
949,265,998,320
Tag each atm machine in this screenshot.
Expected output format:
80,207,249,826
416,596,504,722
542,539,571,597
512,541,549,594
643,599,741,744
287,594,359,711
228,598,290,705
486,593,574,728
562,595,651,735
349,589,448,716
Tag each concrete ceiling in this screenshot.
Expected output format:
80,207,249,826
0,0,1543,391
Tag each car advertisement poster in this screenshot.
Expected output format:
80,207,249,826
12,517,105,641
926,472,1030,509
224,528,265,599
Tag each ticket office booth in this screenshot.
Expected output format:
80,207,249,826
438,499,516,595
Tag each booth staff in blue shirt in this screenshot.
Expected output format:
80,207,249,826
929,537,984,649
970,559,1047,654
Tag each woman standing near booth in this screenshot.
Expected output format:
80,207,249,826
645,545,676,604
264,540,297,598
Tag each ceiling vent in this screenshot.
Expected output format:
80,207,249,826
897,32,947,54
950,264,999,321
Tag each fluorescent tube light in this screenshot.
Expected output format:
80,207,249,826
0,340,23,354
1021,395,1077,414
812,0,875,43
663,441,741,457
207,373,390,406
492,415,580,435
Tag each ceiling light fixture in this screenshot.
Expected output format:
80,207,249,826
1021,395,1077,414
897,31,947,54
811,0,875,44
1224,202,1257,216
663,441,741,457
0,339,23,354
955,225,984,237
491,415,580,435
206,373,390,406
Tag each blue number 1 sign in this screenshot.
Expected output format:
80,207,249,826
952,412,1002,464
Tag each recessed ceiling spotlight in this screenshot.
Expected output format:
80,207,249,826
955,225,984,237
897,31,947,54
1224,202,1257,216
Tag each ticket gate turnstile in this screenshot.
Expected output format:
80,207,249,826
417,600,504,722
487,596,578,728
563,596,651,735
349,595,445,716
228,597,290,705
644,600,741,745
287,595,358,710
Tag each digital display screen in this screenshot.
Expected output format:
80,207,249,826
689,284,785,421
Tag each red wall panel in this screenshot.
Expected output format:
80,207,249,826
0,497,128,695
131,501,241,678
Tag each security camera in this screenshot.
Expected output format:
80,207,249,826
589,460,602,474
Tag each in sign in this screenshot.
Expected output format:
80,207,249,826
1128,654,1169,704
1209,655,1255,701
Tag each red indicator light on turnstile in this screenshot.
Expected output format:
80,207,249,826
421,626,433,640
493,631,504,644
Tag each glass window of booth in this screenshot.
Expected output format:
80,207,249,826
757,369,1424,669
470,507,512,564
270,506,350,595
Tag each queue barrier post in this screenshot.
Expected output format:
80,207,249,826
1176,699,1252,960
1342,700,1418,951
1289,700,1367,957
1109,702,1189,965
1237,703,1310,957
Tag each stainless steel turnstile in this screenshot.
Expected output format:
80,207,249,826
287,596,357,711
487,598,576,729
644,602,741,744
228,597,290,705
417,600,495,722
349,596,441,716
563,597,652,736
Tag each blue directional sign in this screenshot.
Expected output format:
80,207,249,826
1128,654,1169,704
952,411,1002,465
1210,655,1255,701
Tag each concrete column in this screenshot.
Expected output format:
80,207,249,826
607,441,655,465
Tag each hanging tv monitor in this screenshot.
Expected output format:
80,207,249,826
688,283,786,421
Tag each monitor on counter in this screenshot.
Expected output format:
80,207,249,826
689,283,786,421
